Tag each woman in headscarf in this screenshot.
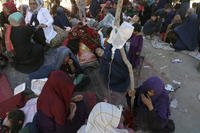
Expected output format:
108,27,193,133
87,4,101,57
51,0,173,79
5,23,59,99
25,0,66,47
133,76,175,132
53,6,70,30
34,71,87,133
77,102,134,133
173,8,199,51
165,14,182,44
0,1,17,27
7,12,44,73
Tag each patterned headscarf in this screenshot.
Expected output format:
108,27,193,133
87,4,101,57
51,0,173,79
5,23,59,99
78,102,129,133
3,1,17,16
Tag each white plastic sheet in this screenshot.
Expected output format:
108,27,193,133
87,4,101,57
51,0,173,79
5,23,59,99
31,78,48,96
107,22,134,50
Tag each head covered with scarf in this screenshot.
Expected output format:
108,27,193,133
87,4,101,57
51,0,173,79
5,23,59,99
78,102,129,133
137,76,170,120
8,12,24,26
37,70,75,125
29,0,44,14
3,1,17,16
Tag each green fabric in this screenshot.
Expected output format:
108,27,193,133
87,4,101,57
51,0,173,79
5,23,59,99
73,74,84,85
19,127,29,133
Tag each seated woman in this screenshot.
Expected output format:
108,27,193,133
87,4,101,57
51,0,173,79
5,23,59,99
1,109,25,133
143,13,162,36
133,76,175,132
34,71,87,133
53,6,71,30
7,12,44,73
173,8,199,51
77,102,134,133
25,0,66,47
0,1,17,27
100,44,130,93
165,14,182,44
128,23,143,69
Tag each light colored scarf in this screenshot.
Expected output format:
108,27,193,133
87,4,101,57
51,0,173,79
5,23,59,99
77,102,128,133
30,0,44,14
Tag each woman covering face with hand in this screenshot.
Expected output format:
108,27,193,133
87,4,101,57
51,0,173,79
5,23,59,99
133,76,175,133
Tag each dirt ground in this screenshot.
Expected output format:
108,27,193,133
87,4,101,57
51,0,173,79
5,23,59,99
1,37,200,133
140,39,200,133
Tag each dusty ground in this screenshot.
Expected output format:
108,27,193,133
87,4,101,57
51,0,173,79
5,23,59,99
1,37,200,133
140,39,200,133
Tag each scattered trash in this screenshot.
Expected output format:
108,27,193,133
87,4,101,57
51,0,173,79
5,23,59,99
158,53,162,56
197,93,200,102
14,83,26,95
162,56,166,58
170,99,178,108
171,58,182,63
165,84,174,92
31,78,48,96
160,65,167,70
143,65,150,68
172,80,181,85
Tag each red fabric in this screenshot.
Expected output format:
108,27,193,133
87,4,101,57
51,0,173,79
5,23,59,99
0,73,13,103
3,1,17,16
0,93,27,119
5,25,15,53
160,32,166,41
83,92,96,113
37,71,75,125
123,108,135,129
63,25,100,52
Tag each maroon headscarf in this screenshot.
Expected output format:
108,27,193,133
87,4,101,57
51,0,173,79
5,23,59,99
137,76,170,120
37,71,75,125
3,1,17,17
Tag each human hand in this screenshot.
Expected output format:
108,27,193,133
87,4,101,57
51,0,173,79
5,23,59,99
71,95,83,102
128,89,135,98
141,94,153,111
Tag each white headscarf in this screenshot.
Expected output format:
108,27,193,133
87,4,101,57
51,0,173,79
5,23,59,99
29,0,44,13
77,102,129,133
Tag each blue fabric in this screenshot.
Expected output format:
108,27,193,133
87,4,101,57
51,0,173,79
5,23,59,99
174,14,199,51
29,65,55,80
100,44,130,92
53,7,70,29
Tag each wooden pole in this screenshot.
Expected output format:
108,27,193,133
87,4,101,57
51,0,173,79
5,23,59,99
114,0,135,108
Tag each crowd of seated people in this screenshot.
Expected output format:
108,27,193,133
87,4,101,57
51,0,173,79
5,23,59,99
3,0,199,133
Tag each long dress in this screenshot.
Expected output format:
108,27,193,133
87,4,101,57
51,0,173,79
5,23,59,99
174,14,199,51
128,34,143,69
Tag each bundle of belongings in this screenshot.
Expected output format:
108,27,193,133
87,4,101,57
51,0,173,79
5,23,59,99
63,22,101,64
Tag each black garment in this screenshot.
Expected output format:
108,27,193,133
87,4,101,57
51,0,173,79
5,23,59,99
140,3,152,26
132,90,175,133
0,12,8,27
30,13,46,46
90,0,101,18
143,19,162,35
10,25,44,73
